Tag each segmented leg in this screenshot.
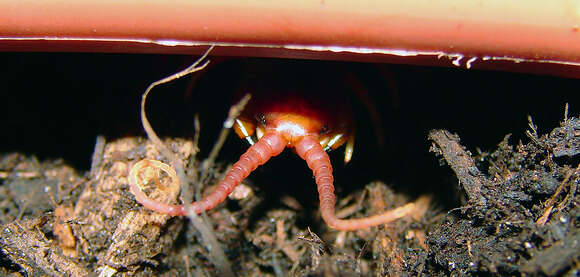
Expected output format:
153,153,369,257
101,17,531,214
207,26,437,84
294,135,415,231
130,131,286,216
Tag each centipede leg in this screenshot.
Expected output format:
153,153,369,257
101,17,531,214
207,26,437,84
130,132,287,216
295,135,414,231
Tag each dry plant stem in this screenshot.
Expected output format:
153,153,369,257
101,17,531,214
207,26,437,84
197,94,251,202
140,46,212,163
192,114,201,159
136,46,213,215
428,129,489,206
536,163,580,226
90,136,106,178
202,94,252,173
137,46,234,276
192,114,202,203
185,208,235,277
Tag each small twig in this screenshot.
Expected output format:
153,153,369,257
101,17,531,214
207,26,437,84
183,255,192,277
192,114,201,160
276,219,299,263
446,205,473,215
195,94,251,205
536,163,580,226
183,114,201,205
467,240,473,258
271,253,285,277
563,103,569,123
187,94,251,224
526,115,543,147
298,227,328,255
183,95,252,277
16,202,28,220
428,129,488,206
356,241,369,261
202,93,252,173
185,208,235,277
298,227,327,272
557,175,577,211
527,115,538,137
90,136,106,179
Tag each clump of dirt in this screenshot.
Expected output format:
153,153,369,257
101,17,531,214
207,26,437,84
1,114,578,276
428,115,579,276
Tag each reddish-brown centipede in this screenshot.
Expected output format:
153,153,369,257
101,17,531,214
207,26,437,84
130,62,414,230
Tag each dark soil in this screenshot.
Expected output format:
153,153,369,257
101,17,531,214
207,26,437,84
1,53,579,276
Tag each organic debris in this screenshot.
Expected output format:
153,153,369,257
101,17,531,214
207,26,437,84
428,113,580,276
1,114,579,276
0,136,429,276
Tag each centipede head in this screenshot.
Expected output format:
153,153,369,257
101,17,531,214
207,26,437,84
233,90,355,163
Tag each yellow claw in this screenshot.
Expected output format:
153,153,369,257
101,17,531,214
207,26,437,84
344,134,355,163
319,132,355,164
234,119,256,145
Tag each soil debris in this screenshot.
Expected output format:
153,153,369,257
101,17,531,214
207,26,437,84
1,217,89,276
1,115,578,275
428,114,580,276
